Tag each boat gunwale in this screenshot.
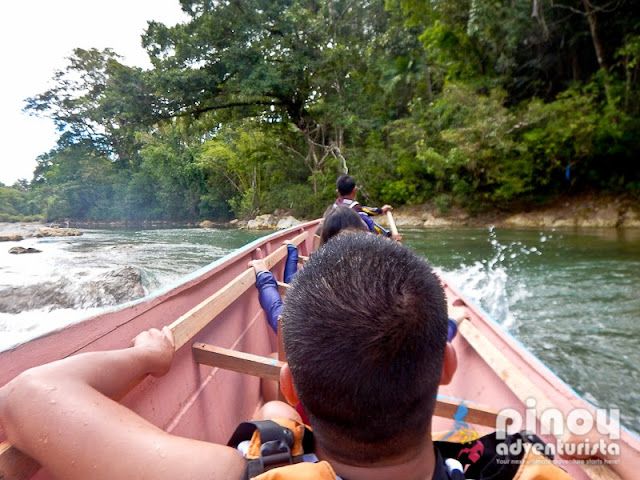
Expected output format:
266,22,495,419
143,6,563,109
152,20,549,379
444,277,640,443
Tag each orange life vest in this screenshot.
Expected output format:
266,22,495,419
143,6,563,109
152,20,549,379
228,419,574,480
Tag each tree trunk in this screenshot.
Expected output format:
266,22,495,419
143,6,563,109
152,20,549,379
422,51,434,102
582,0,608,71
581,0,612,104
305,137,319,196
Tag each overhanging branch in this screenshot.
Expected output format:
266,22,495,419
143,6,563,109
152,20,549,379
157,99,283,120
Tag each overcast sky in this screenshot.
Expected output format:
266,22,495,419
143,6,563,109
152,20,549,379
0,0,188,185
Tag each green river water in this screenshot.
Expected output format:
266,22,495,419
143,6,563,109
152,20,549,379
404,227,640,437
1,225,638,436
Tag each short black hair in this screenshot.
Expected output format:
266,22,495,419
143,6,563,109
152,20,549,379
281,233,448,463
336,174,356,196
320,206,368,245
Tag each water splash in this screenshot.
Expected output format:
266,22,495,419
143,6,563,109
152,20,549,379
0,306,106,351
442,227,547,330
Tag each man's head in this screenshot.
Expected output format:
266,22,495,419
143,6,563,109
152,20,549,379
336,174,357,197
320,205,368,245
281,233,450,463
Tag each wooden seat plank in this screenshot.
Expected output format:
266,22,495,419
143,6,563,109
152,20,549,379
193,343,502,428
193,343,284,381
277,281,290,296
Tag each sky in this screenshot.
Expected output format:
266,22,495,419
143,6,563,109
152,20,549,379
0,0,188,186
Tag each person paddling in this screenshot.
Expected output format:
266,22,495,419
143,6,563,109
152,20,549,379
333,174,402,241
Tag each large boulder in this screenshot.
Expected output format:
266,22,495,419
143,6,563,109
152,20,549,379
620,208,640,227
276,216,302,229
0,234,23,242
200,220,216,229
37,227,83,237
76,266,146,308
245,214,302,230
0,266,145,314
246,214,278,229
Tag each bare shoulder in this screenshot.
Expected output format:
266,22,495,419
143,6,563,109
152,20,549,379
118,433,247,480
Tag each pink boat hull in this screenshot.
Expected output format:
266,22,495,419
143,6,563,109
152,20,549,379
1,220,637,479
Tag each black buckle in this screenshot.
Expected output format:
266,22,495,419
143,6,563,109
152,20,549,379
259,440,293,470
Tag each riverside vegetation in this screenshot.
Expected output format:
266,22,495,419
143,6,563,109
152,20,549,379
1,0,639,225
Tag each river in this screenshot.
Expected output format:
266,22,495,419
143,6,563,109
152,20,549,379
1,225,638,436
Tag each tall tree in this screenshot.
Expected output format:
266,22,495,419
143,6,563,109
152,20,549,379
142,0,394,193
24,48,151,168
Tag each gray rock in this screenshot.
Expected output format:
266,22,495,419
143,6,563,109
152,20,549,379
276,216,301,229
200,220,215,229
0,234,23,242
0,223,83,241
246,214,278,229
246,214,301,230
0,266,146,313
36,227,83,237
8,246,41,254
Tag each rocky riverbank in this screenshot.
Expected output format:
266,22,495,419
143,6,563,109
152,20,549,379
0,223,83,243
1,195,637,243
237,194,640,230
230,214,302,230
387,194,640,229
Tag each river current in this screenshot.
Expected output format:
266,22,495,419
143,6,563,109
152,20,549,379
1,225,638,436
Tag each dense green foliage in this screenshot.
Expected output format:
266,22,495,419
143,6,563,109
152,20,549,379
3,0,639,222
0,181,42,222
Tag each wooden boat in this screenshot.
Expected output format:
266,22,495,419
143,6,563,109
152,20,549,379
0,218,638,480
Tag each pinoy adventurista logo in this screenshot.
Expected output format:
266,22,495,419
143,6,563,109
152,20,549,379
495,397,621,464
442,402,485,464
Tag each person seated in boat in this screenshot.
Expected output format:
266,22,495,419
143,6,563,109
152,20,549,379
333,174,402,241
251,205,370,335
250,242,299,335
319,204,371,245
0,233,618,480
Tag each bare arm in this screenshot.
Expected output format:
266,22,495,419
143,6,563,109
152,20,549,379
0,327,245,480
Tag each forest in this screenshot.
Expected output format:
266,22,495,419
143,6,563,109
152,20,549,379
1,0,639,223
